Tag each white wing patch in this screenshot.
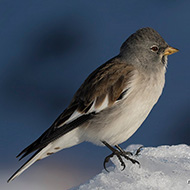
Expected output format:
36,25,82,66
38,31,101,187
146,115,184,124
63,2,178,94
58,95,110,128
64,110,82,125
95,95,109,112
57,89,131,128
57,110,82,128
86,95,109,113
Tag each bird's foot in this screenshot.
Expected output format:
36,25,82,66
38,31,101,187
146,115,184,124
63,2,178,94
115,144,143,156
102,141,140,172
115,145,133,156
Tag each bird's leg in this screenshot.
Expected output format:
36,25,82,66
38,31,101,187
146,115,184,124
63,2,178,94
102,141,140,172
102,141,126,172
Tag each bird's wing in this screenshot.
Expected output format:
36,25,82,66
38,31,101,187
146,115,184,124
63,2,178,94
17,57,135,160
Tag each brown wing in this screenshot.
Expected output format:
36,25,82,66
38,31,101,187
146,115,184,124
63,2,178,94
17,57,134,160
71,57,134,110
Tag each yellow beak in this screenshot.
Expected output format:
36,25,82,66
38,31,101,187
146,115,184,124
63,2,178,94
164,46,179,56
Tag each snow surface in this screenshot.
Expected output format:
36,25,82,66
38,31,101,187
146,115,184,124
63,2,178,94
73,144,190,190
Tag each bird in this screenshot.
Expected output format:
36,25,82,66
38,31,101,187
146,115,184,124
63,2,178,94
8,27,178,182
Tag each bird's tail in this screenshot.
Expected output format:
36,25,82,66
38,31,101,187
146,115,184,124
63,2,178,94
7,144,51,183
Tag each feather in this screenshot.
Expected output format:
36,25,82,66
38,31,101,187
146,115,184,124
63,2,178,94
8,145,50,182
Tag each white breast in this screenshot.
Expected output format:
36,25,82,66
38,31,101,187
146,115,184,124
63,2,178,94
83,67,166,146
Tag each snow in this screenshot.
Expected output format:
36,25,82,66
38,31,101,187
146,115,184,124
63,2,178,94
73,144,190,190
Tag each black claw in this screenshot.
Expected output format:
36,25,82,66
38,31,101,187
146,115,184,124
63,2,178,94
121,152,140,166
121,165,125,171
103,153,114,172
116,154,126,171
134,146,144,156
131,158,140,165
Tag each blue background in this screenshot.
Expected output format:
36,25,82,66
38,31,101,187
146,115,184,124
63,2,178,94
1,1,190,190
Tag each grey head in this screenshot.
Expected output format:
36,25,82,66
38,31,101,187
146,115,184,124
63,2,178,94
119,27,178,69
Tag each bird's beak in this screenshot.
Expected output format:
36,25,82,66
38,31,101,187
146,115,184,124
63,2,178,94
164,46,179,56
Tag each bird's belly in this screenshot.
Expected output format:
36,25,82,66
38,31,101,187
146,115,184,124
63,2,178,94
83,76,164,146
103,99,154,145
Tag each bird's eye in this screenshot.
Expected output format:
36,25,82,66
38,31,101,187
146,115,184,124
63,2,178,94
150,45,159,52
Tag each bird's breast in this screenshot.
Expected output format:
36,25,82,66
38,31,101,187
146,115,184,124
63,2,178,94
83,68,166,146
